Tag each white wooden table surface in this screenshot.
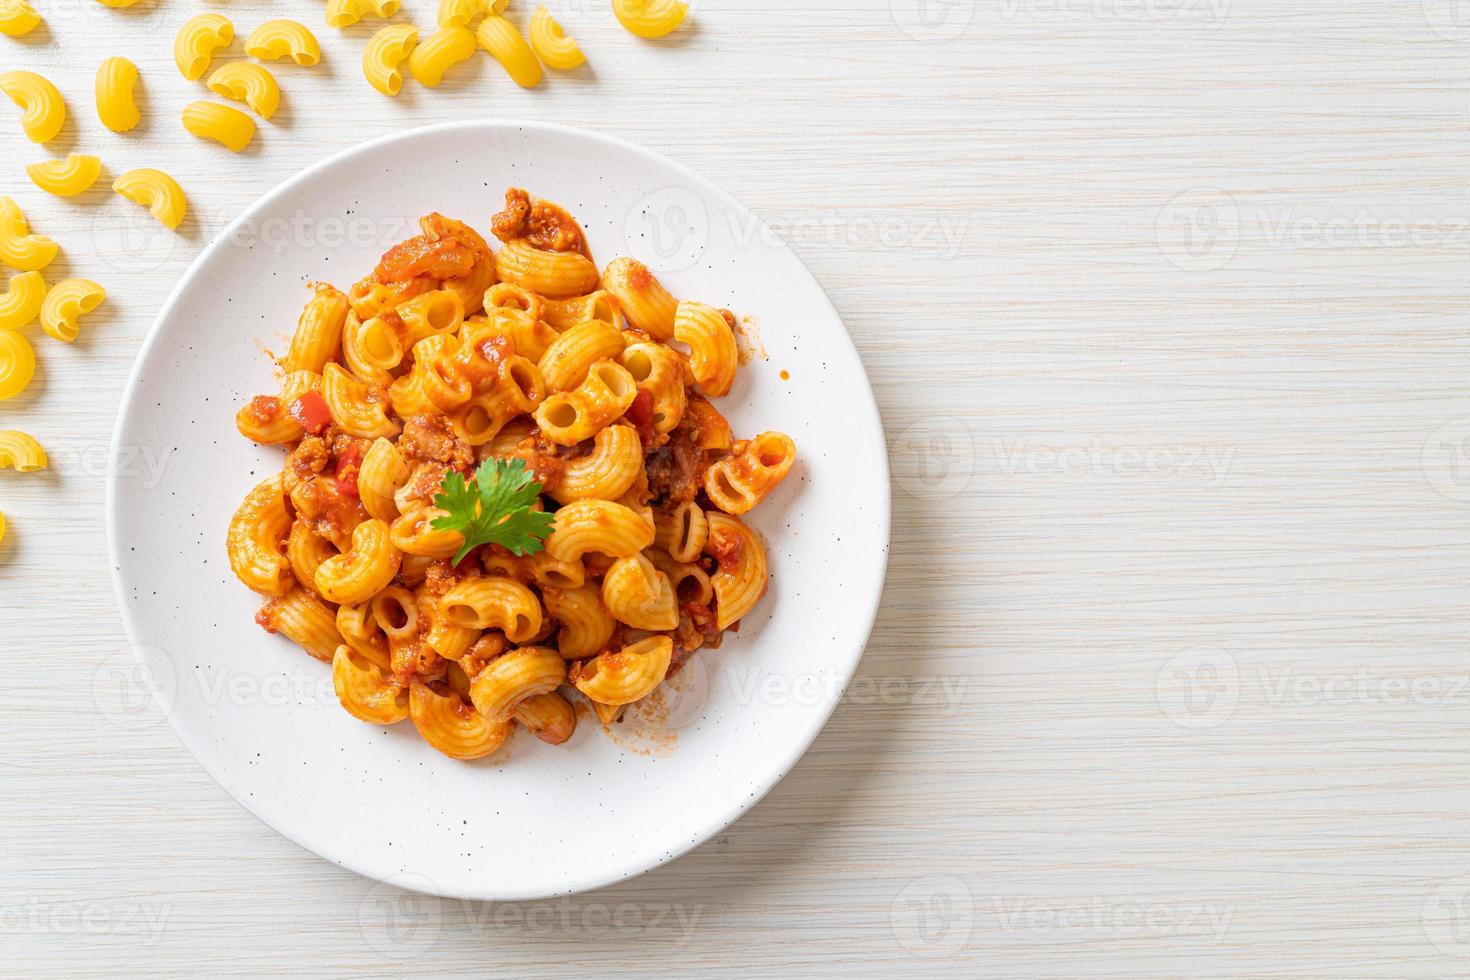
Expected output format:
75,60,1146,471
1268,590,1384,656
4,0,1469,975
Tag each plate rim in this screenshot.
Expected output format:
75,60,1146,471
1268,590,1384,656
105,118,892,901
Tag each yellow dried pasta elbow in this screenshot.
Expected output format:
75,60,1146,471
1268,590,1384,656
475,16,542,88
0,271,45,330
0,329,36,399
528,7,585,70
436,0,482,28
363,24,419,96
0,197,57,272
207,62,281,120
95,57,141,133
0,430,46,471
40,277,105,343
112,168,187,231
325,0,400,29
0,71,65,144
174,13,234,81
409,27,476,88
0,0,40,36
612,0,688,39
26,154,102,198
244,20,321,66
182,101,255,153
40,278,105,343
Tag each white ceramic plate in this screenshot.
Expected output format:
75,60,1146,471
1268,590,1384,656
107,121,889,901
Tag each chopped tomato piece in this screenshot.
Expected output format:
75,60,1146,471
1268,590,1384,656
625,388,656,445
290,390,332,435
334,442,366,499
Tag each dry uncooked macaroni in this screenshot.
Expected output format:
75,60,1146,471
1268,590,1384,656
40,278,105,343
26,154,102,197
0,70,65,144
0,0,40,36
363,25,419,96
476,16,542,88
611,0,688,38
95,57,141,133
174,13,234,81
244,20,321,66
0,328,37,399
112,168,187,230
528,7,586,70
181,100,255,152
0,271,44,330
325,0,399,29
0,430,46,471
408,27,477,88
229,189,796,760
207,62,281,120
0,196,57,272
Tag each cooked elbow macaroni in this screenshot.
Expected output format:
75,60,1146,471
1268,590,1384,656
228,190,796,761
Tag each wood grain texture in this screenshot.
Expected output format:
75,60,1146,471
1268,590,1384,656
3,0,1469,974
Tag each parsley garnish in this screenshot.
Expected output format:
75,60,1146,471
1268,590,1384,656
431,458,555,564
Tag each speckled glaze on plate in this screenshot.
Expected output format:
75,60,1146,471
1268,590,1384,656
106,121,889,901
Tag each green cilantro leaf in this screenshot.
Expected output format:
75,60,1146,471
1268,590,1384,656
430,457,555,564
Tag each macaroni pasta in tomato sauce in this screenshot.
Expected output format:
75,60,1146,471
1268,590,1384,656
227,189,796,760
